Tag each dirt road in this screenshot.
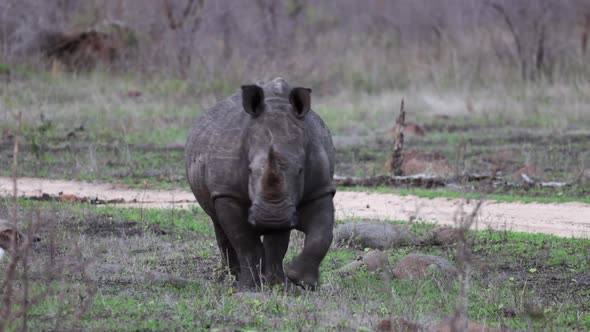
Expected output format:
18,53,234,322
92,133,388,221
1,177,588,238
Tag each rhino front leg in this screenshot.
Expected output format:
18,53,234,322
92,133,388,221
263,230,290,286
214,197,265,291
212,220,240,280
286,195,334,290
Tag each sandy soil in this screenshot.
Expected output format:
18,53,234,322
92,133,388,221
1,177,588,238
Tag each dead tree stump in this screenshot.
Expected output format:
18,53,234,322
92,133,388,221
390,99,405,176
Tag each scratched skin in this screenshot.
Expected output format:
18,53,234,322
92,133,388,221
185,77,335,290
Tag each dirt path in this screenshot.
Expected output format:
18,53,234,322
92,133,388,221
1,177,589,238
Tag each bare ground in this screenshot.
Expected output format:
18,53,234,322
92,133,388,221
1,177,588,238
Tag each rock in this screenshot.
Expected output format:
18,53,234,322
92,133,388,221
418,227,460,246
0,219,23,252
334,250,389,274
377,317,422,332
511,165,544,182
362,250,389,271
392,254,457,280
334,260,364,274
432,318,504,332
401,151,453,177
334,222,417,250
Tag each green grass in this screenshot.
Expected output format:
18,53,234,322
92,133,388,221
1,201,589,331
94,205,212,236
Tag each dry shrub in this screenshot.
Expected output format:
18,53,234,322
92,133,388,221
0,213,96,331
2,0,589,93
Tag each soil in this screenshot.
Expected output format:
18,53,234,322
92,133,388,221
1,176,588,238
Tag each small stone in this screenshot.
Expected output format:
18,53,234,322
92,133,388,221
362,250,389,271
392,254,457,280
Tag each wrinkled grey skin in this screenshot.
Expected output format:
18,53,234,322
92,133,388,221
185,77,335,290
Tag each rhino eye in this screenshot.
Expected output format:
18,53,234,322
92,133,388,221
298,167,303,175
248,167,253,174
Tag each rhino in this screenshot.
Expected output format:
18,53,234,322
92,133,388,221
185,77,335,290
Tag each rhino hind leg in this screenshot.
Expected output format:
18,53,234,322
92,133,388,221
286,195,334,290
214,197,265,291
212,221,240,280
262,230,290,286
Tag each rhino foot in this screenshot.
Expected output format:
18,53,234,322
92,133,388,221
285,259,319,291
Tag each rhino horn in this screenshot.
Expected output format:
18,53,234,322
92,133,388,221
262,146,285,201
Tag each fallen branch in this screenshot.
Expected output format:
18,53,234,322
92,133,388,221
334,174,447,188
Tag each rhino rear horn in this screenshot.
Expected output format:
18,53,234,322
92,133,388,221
289,87,311,118
241,85,265,117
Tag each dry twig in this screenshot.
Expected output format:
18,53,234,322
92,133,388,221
390,99,405,176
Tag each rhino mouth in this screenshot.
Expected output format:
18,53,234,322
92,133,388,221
248,203,297,229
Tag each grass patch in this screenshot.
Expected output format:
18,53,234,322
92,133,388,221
1,201,588,331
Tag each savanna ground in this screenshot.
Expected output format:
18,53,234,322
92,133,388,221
0,71,589,331
1,199,589,331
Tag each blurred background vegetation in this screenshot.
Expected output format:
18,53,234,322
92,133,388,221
1,0,590,92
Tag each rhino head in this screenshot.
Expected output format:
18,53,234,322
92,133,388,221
241,83,312,229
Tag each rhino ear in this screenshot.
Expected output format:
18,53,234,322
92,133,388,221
289,87,311,118
241,85,265,117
